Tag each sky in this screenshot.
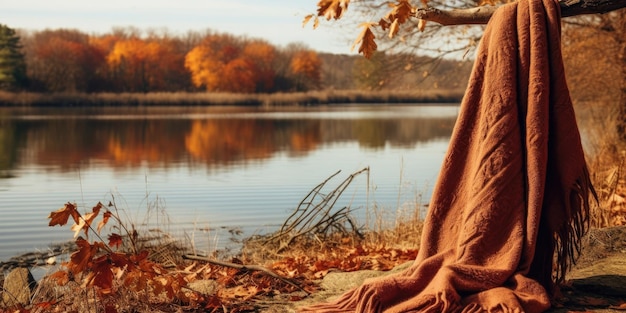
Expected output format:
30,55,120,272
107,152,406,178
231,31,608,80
0,0,359,55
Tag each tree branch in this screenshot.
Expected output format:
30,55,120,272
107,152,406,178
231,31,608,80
414,0,626,26
182,254,309,294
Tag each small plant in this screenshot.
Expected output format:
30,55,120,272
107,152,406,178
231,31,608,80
38,201,200,312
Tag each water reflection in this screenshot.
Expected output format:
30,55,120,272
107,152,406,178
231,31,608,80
0,105,458,175
0,104,459,261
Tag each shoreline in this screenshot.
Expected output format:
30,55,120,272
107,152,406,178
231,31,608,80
0,89,464,107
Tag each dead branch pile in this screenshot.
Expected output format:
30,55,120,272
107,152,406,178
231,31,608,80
248,167,370,254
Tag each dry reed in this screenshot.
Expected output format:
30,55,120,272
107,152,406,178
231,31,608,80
0,89,464,107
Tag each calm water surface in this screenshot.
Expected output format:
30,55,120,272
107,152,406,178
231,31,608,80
0,104,459,261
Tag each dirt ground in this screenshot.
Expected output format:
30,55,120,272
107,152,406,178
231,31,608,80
260,225,626,313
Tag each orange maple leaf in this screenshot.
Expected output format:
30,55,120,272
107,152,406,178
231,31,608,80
87,255,115,294
68,238,102,275
109,252,132,270
48,202,80,227
70,202,102,238
108,233,123,249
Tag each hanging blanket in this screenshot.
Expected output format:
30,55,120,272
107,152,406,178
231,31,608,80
299,0,594,311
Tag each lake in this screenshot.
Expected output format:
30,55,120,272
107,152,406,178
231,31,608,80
0,104,459,263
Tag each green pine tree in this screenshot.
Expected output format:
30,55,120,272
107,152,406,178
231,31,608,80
0,24,27,90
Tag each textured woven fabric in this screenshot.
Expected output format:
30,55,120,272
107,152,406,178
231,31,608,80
299,0,594,311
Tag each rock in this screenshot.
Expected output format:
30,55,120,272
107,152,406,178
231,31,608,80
569,254,626,280
1,267,36,307
187,279,219,296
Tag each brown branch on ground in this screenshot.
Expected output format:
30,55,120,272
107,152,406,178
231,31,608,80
414,0,626,26
182,254,309,294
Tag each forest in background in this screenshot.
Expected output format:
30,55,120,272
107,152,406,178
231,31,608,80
0,25,473,96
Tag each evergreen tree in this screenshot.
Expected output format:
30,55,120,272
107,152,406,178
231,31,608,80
0,24,27,90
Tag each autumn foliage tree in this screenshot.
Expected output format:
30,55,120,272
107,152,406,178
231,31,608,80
290,50,322,91
241,40,277,92
185,34,279,93
184,34,238,92
11,26,326,94
107,37,186,92
23,29,105,92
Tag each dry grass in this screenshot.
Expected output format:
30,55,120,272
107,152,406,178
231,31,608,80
0,89,464,107
239,167,425,268
575,100,626,227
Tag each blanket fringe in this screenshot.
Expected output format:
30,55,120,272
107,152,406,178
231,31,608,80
553,165,597,284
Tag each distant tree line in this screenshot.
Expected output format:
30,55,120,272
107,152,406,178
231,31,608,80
0,24,473,94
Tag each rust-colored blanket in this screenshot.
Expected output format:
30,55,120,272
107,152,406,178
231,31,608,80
300,0,594,311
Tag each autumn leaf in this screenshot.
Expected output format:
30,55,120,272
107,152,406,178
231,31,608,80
68,238,102,275
418,19,427,32
351,24,378,59
98,210,112,233
302,14,314,28
378,18,392,31
86,255,115,294
48,202,80,227
389,19,400,38
70,218,86,238
108,233,123,249
109,252,132,269
47,271,70,286
70,202,102,238
388,0,413,24
317,0,350,20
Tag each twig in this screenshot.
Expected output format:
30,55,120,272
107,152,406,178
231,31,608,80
261,168,368,250
182,254,309,294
